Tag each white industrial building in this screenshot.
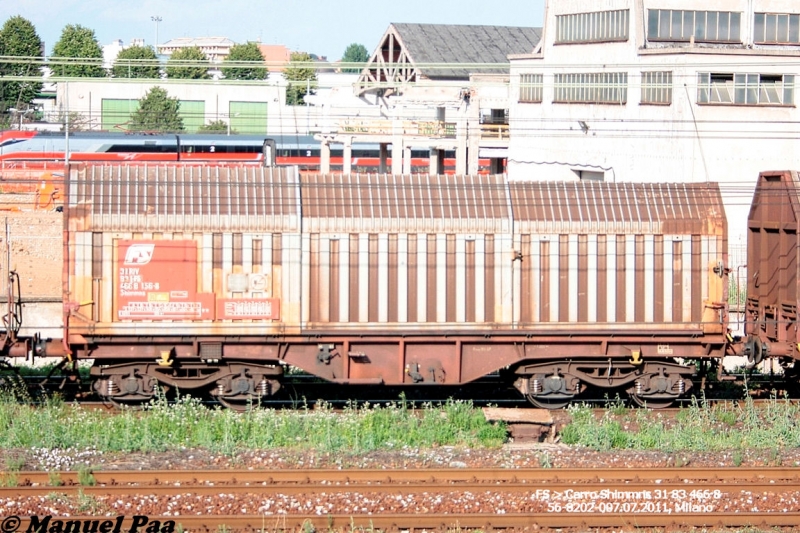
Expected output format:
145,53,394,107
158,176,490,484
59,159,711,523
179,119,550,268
507,0,800,252
35,1,800,251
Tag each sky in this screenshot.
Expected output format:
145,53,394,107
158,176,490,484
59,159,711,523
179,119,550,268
1,0,546,61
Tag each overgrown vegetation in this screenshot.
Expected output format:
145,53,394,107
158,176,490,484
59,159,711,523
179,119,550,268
561,393,800,455
0,392,506,456
729,276,747,308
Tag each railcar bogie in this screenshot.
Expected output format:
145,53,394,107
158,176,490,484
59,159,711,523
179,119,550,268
90,360,284,410
511,358,696,409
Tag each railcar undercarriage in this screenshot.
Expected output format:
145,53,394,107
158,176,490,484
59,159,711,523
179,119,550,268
512,359,696,409
90,361,283,410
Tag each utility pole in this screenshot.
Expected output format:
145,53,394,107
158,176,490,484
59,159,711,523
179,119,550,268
151,16,162,51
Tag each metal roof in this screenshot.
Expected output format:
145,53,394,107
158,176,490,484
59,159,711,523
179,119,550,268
301,173,511,234
389,23,542,79
510,181,727,236
68,163,301,233
159,37,234,48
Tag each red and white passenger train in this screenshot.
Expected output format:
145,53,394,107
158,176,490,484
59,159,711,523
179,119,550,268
0,130,486,174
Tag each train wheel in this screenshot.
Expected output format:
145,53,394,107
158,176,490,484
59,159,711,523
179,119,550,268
525,394,572,410
626,366,690,409
216,396,260,412
627,394,674,409
523,373,579,409
93,372,157,408
211,372,281,411
105,397,149,410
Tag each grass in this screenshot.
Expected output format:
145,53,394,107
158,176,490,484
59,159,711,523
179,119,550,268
560,392,800,455
11,362,91,380
0,391,507,456
47,470,63,486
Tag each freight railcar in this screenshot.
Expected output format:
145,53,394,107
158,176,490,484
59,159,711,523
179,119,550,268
744,170,800,376
15,163,728,409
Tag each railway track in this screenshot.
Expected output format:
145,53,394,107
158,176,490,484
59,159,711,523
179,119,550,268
3,467,800,531
13,370,797,412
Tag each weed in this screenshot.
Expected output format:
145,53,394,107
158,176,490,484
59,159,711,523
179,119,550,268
713,407,738,426
606,394,628,416
77,466,95,486
0,473,18,487
768,447,782,467
538,453,552,468
558,395,800,461
4,455,25,471
47,471,63,487
732,450,744,467
46,492,68,504
75,489,104,513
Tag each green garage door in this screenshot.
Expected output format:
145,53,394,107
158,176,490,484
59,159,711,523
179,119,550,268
229,101,268,134
179,100,205,133
101,99,138,131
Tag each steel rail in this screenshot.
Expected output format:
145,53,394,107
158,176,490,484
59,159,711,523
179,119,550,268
3,480,799,497
9,466,800,486
14,512,800,531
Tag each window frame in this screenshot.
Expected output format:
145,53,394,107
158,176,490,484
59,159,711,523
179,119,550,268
519,73,543,103
641,71,673,105
754,12,800,44
554,72,628,105
556,9,630,44
647,10,742,43
697,72,795,106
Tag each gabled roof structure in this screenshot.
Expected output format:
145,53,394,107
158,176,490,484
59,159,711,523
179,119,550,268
356,23,542,96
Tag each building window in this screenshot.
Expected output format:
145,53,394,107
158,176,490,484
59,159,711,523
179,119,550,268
641,71,673,105
519,73,543,103
554,73,628,104
647,10,742,43
754,13,800,44
556,9,629,43
697,73,795,105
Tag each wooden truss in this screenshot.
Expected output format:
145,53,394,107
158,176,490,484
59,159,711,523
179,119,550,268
356,30,419,96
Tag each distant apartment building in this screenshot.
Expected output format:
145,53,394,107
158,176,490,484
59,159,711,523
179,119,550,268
157,37,236,62
259,44,291,72
102,38,146,69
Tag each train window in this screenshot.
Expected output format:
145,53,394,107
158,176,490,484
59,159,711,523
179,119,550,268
179,144,263,154
106,144,176,153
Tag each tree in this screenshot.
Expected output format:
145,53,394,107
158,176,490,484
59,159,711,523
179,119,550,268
58,110,89,132
198,119,233,134
341,43,369,73
112,45,159,79
221,42,267,80
129,86,184,133
0,16,43,112
284,51,317,106
165,46,210,80
51,24,105,77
